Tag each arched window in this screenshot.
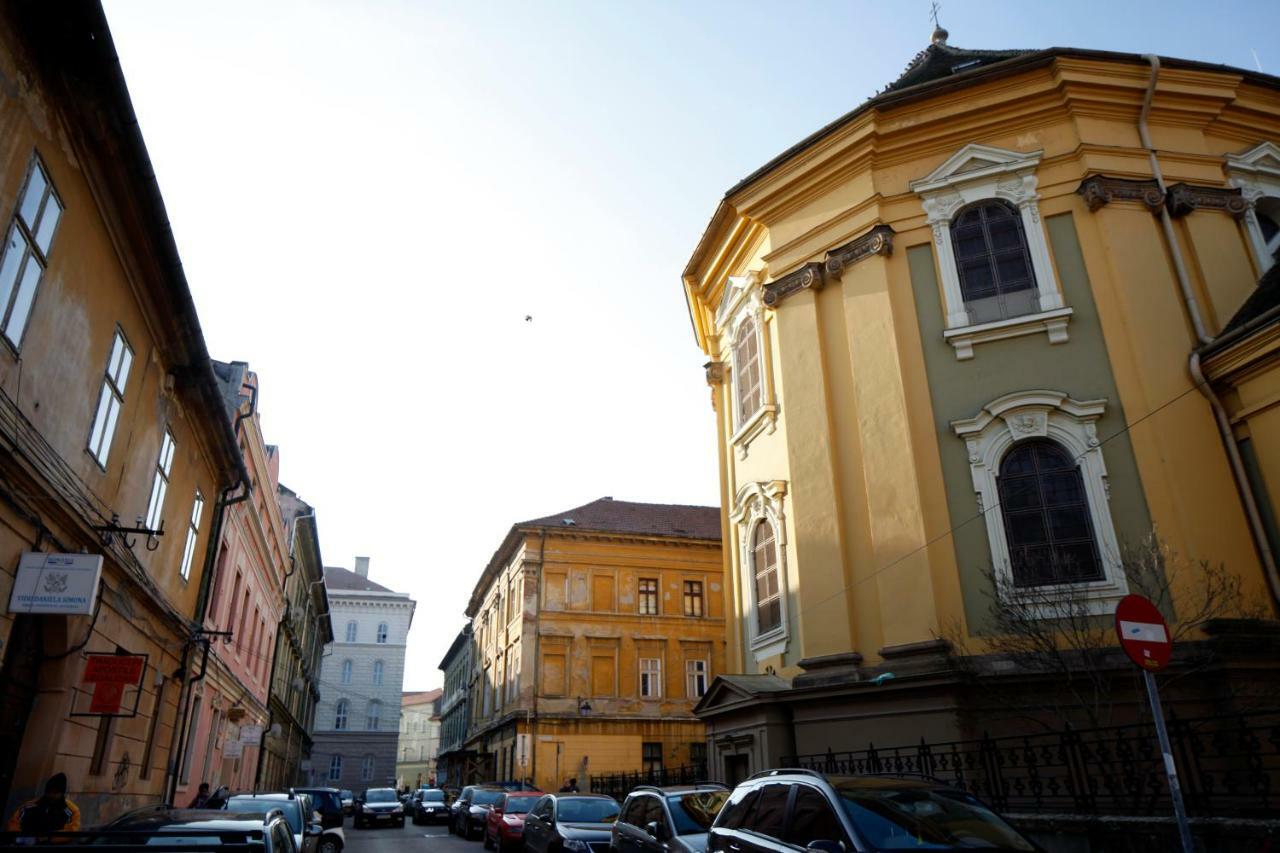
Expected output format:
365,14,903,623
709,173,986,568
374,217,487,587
345,620,357,643
361,754,374,781
372,660,384,686
751,520,781,635
376,622,388,644
951,199,1038,324
997,439,1103,587
334,699,349,730
1256,196,1280,264
340,660,352,685
366,699,381,730
328,754,342,781
733,318,762,426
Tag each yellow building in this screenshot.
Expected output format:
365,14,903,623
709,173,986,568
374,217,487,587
682,30,1280,776
462,498,723,792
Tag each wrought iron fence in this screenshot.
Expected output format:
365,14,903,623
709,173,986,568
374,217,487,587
590,763,709,801
782,710,1280,817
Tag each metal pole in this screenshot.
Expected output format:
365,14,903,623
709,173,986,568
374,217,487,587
1143,671,1195,853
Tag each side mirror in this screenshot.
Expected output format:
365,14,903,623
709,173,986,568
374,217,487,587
806,841,844,853
645,821,663,840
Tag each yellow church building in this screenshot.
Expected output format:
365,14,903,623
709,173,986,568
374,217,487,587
683,29,1280,780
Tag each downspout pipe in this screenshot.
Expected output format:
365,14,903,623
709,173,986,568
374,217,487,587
1139,55,1280,608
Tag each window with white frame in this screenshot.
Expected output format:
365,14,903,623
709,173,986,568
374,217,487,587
0,155,63,348
345,621,357,643
1226,141,1280,273
730,480,790,658
373,660,384,686
366,700,381,730
733,318,762,425
87,328,133,466
637,578,658,615
685,659,708,698
144,430,176,531
950,390,1128,612
683,580,704,617
179,491,204,580
341,660,352,684
376,622,388,644
334,699,349,730
639,658,661,698
361,754,374,782
911,144,1070,360
715,271,778,455
328,754,342,781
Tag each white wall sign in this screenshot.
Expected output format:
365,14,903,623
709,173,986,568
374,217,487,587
8,552,103,615
240,724,264,743
223,739,244,759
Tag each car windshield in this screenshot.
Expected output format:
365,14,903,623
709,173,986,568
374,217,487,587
225,798,301,835
366,789,398,803
420,790,446,802
835,784,1035,851
474,790,505,806
557,798,620,824
504,796,539,814
341,791,353,799
668,791,730,835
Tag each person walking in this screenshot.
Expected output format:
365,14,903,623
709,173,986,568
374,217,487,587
6,772,82,838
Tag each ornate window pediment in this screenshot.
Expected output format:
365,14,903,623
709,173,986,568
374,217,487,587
912,145,1071,360
1225,141,1280,272
716,271,779,457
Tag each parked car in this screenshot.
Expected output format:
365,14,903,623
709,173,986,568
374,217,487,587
707,769,1041,853
294,787,347,853
453,786,508,840
224,792,323,853
340,790,355,815
613,784,729,853
353,787,406,829
522,794,621,853
449,786,477,834
85,806,299,853
412,788,450,825
484,790,542,853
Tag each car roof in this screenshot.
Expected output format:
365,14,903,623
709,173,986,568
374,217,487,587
228,793,298,802
633,785,727,795
364,787,398,792
553,794,615,800
110,809,280,830
296,787,340,793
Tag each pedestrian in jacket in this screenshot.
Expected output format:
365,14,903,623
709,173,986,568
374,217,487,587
6,772,82,838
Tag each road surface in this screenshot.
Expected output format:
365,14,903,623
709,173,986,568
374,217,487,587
344,818,479,853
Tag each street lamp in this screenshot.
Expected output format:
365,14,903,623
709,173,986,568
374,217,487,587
576,696,592,716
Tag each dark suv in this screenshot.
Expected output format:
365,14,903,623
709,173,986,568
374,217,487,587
613,784,729,853
707,770,1040,853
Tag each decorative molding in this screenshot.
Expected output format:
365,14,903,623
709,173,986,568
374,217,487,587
950,390,1128,615
824,224,895,280
762,262,824,307
730,481,791,660
704,361,725,385
1224,141,1280,273
943,307,1074,360
1165,182,1247,219
1075,174,1164,213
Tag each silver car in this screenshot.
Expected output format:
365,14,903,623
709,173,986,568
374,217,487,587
613,785,730,853
225,792,323,853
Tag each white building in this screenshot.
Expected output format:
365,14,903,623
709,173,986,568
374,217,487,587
311,557,416,790
396,689,442,789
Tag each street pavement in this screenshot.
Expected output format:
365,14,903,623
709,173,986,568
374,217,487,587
345,818,479,853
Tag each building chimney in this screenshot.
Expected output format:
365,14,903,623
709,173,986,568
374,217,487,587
355,556,370,578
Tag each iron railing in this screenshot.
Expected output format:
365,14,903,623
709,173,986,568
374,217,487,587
590,763,709,801
782,710,1280,817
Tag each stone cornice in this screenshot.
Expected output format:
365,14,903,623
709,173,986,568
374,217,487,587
1076,174,1164,213
1165,182,1248,219
763,225,895,308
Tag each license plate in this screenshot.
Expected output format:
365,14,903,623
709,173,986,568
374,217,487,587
377,814,391,821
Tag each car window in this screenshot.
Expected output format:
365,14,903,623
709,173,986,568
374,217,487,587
645,798,668,833
620,796,645,827
421,789,446,802
474,789,505,806
366,789,398,803
835,785,1035,852
785,787,845,847
529,797,552,820
556,798,621,824
744,785,789,840
669,791,729,835
715,786,759,831
504,796,538,814
227,798,301,835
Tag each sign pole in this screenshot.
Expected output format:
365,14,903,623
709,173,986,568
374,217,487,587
1142,671,1194,853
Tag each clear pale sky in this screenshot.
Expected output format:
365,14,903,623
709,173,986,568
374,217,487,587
101,0,1277,690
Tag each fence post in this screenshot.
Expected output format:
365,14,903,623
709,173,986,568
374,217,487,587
979,731,1007,811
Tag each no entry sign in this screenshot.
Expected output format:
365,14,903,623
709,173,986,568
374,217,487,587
1115,594,1171,672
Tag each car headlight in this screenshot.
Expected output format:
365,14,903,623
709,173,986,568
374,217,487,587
393,806,404,813
362,805,375,813
563,840,590,852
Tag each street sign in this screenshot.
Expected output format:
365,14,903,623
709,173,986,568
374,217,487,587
82,654,146,715
1114,593,1172,672
9,552,103,615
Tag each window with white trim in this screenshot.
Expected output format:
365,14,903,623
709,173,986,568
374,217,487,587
752,521,782,635
637,578,658,615
685,659,708,698
341,659,352,684
361,754,374,782
1226,141,1280,273
87,328,133,466
730,480,791,658
716,271,778,455
376,622,388,643
0,155,63,348
373,660,384,686
144,430,176,531
366,699,381,730
733,318,762,425
328,754,342,781
179,491,204,580
951,390,1128,612
345,621,357,643
639,658,661,698
334,699,349,730
912,144,1070,360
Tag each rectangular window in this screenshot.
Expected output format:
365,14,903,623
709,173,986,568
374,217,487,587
683,581,704,617
686,659,708,699
179,491,204,580
328,754,343,782
638,578,658,615
640,658,662,698
87,328,133,466
144,430,176,530
0,156,63,348
642,742,663,774
690,742,707,767
361,755,374,781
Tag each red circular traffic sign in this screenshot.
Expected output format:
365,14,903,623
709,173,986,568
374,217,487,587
1115,594,1172,672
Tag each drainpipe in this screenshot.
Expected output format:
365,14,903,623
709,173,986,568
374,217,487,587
1139,55,1280,609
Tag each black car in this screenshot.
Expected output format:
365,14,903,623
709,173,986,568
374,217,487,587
294,788,345,829
453,786,506,840
412,788,450,825
353,787,405,829
522,794,621,853
450,786,477,834
707,770,1040,853
85,807,299,853
613,784,729,853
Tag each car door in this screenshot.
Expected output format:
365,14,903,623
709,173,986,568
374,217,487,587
640,796,672,853
738,784,793,853
709,786,757,853
614,795,648,853
782,786,850,852
524,796,553,853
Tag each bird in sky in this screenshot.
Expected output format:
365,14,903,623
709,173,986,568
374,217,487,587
525,315,533,322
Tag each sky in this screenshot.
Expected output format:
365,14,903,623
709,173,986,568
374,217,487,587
101,0,1278,690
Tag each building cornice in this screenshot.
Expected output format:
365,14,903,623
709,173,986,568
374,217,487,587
761,224,895,309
